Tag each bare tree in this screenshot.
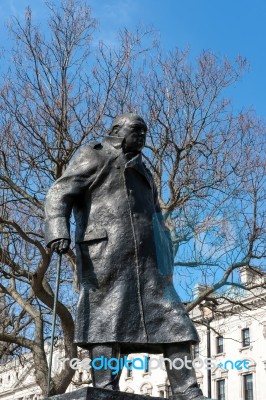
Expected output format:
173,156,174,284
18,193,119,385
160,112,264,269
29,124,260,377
0,0,266,396
139,50,266,308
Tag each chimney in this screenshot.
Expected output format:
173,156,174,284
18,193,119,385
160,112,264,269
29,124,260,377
239,266,265,286
193,284,211,300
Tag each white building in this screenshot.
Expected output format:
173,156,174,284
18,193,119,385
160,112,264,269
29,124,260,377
190,267,266,400
1,267,266,400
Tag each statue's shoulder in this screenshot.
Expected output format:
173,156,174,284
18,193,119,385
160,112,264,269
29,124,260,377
63,143,103,174
90,141,103,150
80,141,103,152
72,142,103,160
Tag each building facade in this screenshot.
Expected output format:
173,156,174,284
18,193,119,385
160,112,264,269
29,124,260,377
190,267,266,400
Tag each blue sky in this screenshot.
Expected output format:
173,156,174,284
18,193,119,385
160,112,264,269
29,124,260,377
0,0,265,118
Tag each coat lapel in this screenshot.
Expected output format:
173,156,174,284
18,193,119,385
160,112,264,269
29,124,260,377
125,153,153,189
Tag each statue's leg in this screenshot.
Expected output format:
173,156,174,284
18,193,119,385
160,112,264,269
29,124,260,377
163,342,204,400
89,344,122,390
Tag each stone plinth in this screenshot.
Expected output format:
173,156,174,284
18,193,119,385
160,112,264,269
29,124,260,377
45,387,164,400
44,387,208,399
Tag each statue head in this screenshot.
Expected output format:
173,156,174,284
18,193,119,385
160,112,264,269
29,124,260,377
109,113,147,153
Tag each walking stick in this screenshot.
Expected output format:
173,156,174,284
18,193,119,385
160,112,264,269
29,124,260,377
47,252,62,397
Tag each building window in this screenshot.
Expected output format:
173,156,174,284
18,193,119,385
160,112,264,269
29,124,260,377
243,374,253,400
127,361,133,378
144,356,150,373
157,385,171,399
192,343,200,359
141,383,153,396
217,379,225,400
166,385,172,398
78,371,83,382
216,336,224,353
242,328,250,347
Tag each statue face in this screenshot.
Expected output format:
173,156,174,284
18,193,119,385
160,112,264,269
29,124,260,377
117,117,147,152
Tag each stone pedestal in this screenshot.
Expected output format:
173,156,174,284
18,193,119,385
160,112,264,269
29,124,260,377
45,387,164,400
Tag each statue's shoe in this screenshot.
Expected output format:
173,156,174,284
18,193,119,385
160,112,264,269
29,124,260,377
170,387,205,400
170,396,205,400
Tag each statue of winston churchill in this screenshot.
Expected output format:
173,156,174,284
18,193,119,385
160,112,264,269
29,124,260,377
45,113,204,400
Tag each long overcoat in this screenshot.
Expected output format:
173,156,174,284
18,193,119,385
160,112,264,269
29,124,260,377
45,136,199,346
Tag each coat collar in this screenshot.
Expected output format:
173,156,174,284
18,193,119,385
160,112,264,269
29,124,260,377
102,136,153,189
103,135,124,150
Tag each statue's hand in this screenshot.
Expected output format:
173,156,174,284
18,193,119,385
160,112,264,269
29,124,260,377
50,239,70,254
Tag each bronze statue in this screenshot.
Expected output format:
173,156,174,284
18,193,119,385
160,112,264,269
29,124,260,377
45,113,204,400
